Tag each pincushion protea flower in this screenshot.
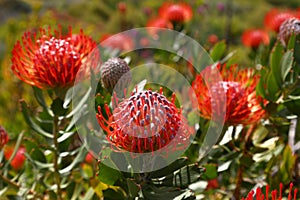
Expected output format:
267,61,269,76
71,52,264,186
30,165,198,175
0,126,9,149
191,64,266,126
96,89,192,153
241,183,298,200
264,9,295,32
11,26,98,90
278,17,300,47
100,58,131,92
158,2,193,23
241,29,270,48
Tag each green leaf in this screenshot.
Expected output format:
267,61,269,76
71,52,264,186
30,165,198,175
279,145,296,184
287,33,296,50
280,50,294,81
149,157,189,179
256,68,267,98
59,145,86,175
20,100,53,139
201,164,217,180
270,43,284,87
24,140,47,163
97,162,122,185
252,125,269,145
51,98,68,116
127,179,140,199
209,41,226,61
294,34,300,65
266,72,280,101
239,153,254,167
33,87,52,115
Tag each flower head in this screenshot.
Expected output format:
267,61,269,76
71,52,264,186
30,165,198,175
0,126,9,149
191,64,266,126
96,89,191,153
264,9,295,32
11,26,98,89
100,33,134,51
242,183,298,200
241,29,270,48
158,2,193,23
278,17,300,47
4,146,26,170
100,58,131,92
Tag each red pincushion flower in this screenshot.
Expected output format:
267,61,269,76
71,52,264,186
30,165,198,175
158,2,193,23
11,26,98,89
4,146,26,170
241,29,270,48
191,64,266,126
100,33,134,52
264,9,295,32
208,34,219,45
146,17,173,37
96,89,191,153
85,152,95,164
0,126,9,149
241,183,298,200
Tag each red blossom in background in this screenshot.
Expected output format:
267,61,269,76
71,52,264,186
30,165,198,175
241,29,270,48
191,64,266,126
96,89,192,153
241,183,298,200
11,26,98,89
207,34,219,45
4,146,26,170
158,2,193,23
100,33,134,51
0,126,9,149
264,9,295,32
146,17,173,37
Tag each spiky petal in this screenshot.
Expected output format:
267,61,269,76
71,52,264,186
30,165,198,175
96,89,191,153
11,26,98,89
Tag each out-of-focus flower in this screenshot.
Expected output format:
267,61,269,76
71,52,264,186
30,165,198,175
206,178,219,190
100,57,131,92
0,126,9,149
118,2,127,14
278,17,300,47
197,4,208,14
96,89,191,153
158,2,193,23
146,17,173,37
241,29,270,48
264,9,295,32
11,26,98,90
208,34,219,45
216,2,225,12
191,64,266,126
85,152,95,164
100,33,134,52
241,183,298,200
143,7,153,16
4,146,26,170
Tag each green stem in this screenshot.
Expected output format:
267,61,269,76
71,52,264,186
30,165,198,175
53,115,62,199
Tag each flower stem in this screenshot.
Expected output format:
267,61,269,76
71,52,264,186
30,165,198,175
53,115,62,199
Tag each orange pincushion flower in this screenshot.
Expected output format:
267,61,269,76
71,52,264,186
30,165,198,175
191,64,266,126
11,26,98,90
241,29,270,48
264,9,295,32
241,183,298,200
96,89,191,153
158,2,193,23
